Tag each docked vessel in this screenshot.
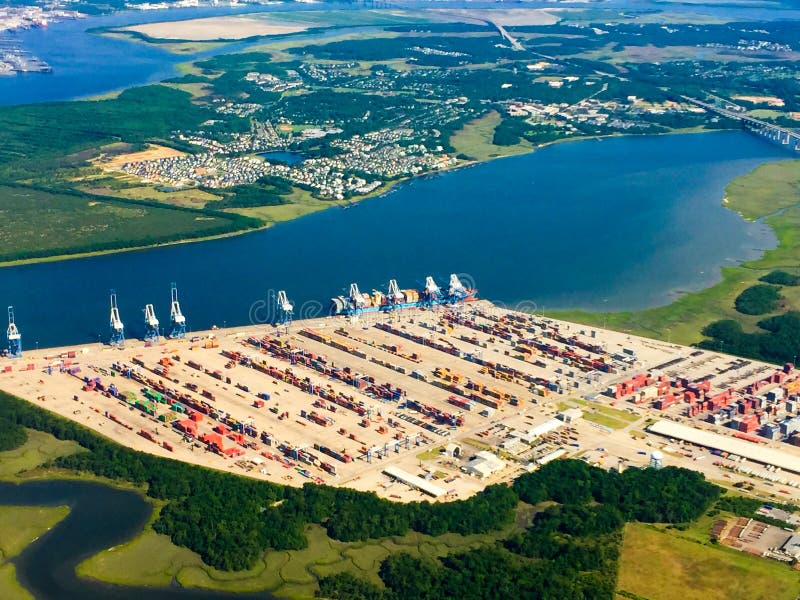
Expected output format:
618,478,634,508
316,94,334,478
330,274,477,316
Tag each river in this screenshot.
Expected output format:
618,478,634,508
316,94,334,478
0,3,794,348
0,480,265,599
0,130,787,348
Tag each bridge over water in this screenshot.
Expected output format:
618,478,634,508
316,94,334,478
684,96,800,152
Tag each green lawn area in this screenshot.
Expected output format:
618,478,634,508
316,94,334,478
0,186,242,264
559,398,640,430
0,505,70,600
450,111,533,162
550,159,800,345
617,520,800,600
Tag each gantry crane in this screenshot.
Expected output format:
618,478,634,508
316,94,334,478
109,290,125,347
6,306,21,358
386,279,404,310
169,283,186,339
349,283,366,315
424,275,441,308
448,273,468,302
143,304,159,343
275,290,294,326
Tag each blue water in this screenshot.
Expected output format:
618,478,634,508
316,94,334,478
0,131,786,348
2,1,800,106
0,3,796,349
260,151,305,165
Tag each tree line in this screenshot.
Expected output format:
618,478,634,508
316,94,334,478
318,460,721,600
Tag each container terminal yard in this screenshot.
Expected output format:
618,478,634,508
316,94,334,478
2,288,800,504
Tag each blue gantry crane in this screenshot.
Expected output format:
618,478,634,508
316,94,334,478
275,290,294,326
109,290,125,347
6,306,21,358
169,283,187,339
143,303,159,343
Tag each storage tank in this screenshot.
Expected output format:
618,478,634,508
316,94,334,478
650,450,664,469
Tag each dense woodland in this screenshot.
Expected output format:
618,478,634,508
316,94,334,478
318,460,721,599
0,414,27,451
735,284,782,316
700,312,800,364
0,390,721,594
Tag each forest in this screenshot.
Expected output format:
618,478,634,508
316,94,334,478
318,460,721,600
734,284,782,316
0,390,720,585
700,313,800,364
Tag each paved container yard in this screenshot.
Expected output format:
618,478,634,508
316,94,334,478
2,300,800,503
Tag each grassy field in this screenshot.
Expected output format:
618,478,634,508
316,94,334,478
0,433,81,600
550,159,800,345
78,507,534,599
0,505,70,560
450,111,533,162
558,398,640,430
230,187,331,224
0,430,82,482
97,30,229,55
617,519,800,600
0,186,239,264
87,182,223,209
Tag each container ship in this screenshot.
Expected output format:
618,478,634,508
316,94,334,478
330,274,476,316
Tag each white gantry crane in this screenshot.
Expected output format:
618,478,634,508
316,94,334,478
349,283,366,313
169,283,186,339
448,273,468,301
276,290,294,325
143,303,159,343
6,306,21,358
109,290,125,347
387,279,404,309
424,275,441,307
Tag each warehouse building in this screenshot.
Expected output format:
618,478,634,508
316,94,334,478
648,420,800,475
383,466,446,498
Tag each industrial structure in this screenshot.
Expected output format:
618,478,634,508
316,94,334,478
108,290,124,347
169,283,186,339
4,297,800,504
275,290,293,326
649,450,664,469
329,273,476,316
6,306,21,358
143,304,159,343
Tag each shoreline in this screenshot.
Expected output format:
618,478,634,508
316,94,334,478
0,126,732,269
548,156,800,347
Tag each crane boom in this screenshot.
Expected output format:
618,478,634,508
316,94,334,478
276,290,294,325
387,279,404,302
109,290,125,347
448,273,467,299
169,283,187,338
349,283,366,308
6,306,21,358
144,303,159,342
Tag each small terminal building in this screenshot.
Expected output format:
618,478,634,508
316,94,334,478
463,451,506,479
